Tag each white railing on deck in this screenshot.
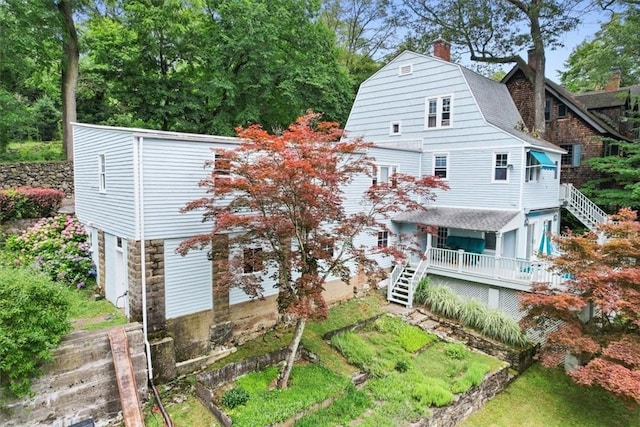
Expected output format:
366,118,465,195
428,248,568,288
561,183,608,231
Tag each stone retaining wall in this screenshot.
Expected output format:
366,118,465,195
419,366,512,427
0,161,74,196
0,323,148,427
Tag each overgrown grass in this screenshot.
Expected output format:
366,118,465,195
461,364,640,427
226,364,351,427
0,140,63,162
65,284,128,331
331,315,505,425
294,386,372,427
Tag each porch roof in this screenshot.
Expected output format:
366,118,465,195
393,207,520,232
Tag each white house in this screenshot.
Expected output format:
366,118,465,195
343,40,602,316
72,124,379,376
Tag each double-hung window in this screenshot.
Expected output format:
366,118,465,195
493,153,508,182
433,154,448,179
243,248,263,274
98,154,106,193
377,231,389,248
526,152,541,182
425,95,453,129
213,150,231,176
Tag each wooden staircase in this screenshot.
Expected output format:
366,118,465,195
388,264,416,307
560,183,608,232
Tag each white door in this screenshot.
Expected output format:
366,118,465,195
114,237,129,317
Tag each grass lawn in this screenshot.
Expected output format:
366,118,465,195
461,364,640,427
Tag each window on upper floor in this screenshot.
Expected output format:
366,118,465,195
604,141,620,157
435,227,448,249
526,152,541,182
433,154,448,179
425,95,453,129
560,143,582,167
390,121,401,135
493,153,509,182
98,154,106,193
544,99,551,121
377,231,389,248
557,102,568,118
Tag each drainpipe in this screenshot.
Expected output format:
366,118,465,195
136,136,173,427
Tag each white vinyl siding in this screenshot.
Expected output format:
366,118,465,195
164,239,212,319
73,125,136,237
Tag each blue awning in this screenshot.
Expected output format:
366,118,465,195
529,151,557,170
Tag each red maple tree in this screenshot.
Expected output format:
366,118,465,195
179,112,447,388
520,208,640,403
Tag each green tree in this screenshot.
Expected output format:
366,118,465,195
561,7,640,92
401,0,585,134
0,0,80,156
580,139,640,212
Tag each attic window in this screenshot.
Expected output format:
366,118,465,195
544,99,551,121
558,103,568,118
398,64,413,76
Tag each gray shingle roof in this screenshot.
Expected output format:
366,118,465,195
574,85,640,109
460,68,561,152
394,207,520,232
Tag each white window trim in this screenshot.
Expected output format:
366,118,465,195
425,94,454,130
398,63,413,76
98,154,106,193
433,153,449,180
389,121,402,136
492,152,509,183
374,164,399,185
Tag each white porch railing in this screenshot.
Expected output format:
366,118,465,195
388,258,407,301
426,247,568,288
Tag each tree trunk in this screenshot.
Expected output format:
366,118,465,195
58,0,79,161
277,318,305,389
528,7,546,135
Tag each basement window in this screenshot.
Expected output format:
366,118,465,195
243,248,263,274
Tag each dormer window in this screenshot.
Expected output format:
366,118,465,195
398,64,413,76
425,95,453,129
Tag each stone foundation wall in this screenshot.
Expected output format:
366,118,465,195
128,239,166,334
0,161,74,196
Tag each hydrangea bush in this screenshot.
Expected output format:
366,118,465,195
6,214,94,288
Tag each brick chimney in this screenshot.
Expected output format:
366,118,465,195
606,67,621,91
433,39,451,62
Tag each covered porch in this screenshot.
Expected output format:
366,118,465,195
389,206,563,307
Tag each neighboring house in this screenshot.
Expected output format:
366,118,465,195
343,41,602,317
503,56,637,189
72,124,372,376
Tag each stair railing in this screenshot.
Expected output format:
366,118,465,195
406,248,431,308
388,258,407,302
561,183,608,231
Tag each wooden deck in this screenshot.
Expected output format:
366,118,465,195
422,248,568,291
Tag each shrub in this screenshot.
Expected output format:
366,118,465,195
0,266,71,398
221,387,250,409
0,187,63,221
413,278,431,306
444,343,469,360
6,214,93,288
479,310,527,347
425,285,462,318
394,360,410,373
411,378,454,407
459,298,489,330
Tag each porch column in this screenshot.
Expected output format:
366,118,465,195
426,233,433,250
495,232,503,257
